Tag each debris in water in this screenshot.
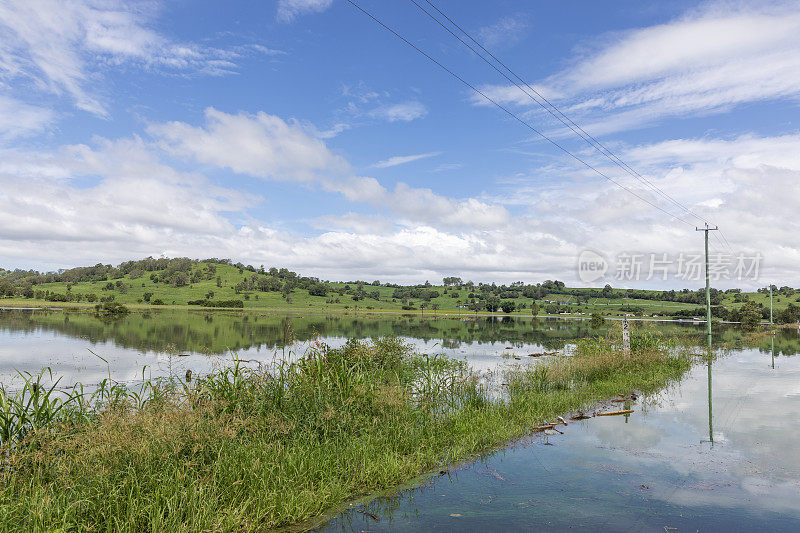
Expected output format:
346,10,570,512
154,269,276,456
640,484,649,490
557,416,568,426
357,510,379,522
450,513,463,517
570,413,591,420
597,409,634,416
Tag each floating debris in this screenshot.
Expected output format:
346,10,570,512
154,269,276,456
357,510,379,522
526,351,557,357
597,409,634,416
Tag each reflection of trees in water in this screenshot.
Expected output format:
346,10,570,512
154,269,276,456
716,326,800,356
3,309,794,355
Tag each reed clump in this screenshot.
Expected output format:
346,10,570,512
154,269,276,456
0,334,692,531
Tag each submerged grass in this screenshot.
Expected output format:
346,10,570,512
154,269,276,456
0,332,693,531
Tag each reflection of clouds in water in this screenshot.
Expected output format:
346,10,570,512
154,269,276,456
666,349,800,478
560,348,800,519
592,417,663,450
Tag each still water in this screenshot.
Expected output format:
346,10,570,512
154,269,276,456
0,308,619,389
1,308,799,531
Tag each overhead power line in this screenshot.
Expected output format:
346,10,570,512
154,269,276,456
344,0,697,228
413,0,719,233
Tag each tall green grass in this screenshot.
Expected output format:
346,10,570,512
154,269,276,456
0,333,693,531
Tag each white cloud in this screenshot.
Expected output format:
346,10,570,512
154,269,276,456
277,0,333,22
0,0,276,116
369,101,427,122
0,138,252,250
477,16,528,48
372,152,442,168
3,129,800,287
432,162,463,172
311,213,395,234
0,94,54,139
149,107,350,182
149,108,507,229
474,2,800,135
489,132,800,288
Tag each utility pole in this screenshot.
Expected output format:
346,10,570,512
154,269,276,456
769,285,773,325
696,223,719,337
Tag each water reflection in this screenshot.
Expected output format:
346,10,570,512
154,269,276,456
0,309,617,389
315,329,800,532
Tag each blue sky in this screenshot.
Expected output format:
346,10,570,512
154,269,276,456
1,0,799,288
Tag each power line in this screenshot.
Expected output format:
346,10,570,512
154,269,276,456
414,0,715,230
344,0,696,228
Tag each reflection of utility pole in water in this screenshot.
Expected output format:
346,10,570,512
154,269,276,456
771,336,775,370
706,334,714,447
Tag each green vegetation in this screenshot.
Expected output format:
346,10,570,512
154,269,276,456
0,331,693,531
1,257,798,323
93,301,130,318
590,312,605,328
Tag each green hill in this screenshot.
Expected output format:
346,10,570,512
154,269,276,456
1,257,798,323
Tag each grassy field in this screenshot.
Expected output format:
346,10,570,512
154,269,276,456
0,330,694,531
3,261,797,320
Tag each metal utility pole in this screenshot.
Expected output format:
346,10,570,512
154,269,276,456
696,223,719,337
769,285,773,325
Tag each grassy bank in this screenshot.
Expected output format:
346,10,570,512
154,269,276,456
0,332,693,531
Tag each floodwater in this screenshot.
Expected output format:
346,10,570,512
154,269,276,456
317,337,800,532
0,308,622,389
1,308,799,531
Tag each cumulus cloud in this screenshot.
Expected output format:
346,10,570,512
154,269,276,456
149,107,350,182
489,132,800,288
0,0,277,116
0,137,253,269
4,128,800,287
149,108,508,229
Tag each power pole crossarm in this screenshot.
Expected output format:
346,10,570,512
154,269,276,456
696,223,719,337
